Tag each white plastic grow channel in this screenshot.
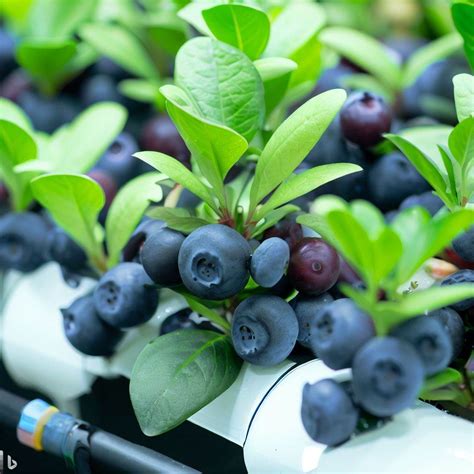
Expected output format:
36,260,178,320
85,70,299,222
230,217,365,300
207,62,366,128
1,264,473,473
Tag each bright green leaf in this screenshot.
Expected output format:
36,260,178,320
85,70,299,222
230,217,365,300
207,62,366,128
130,330,242,436
449,116,474,168
452,1,474,70
118,79,161,103
0,98,33,132
453,73,474,122
147,206,211,234
251,204,299,238
184,295,230,331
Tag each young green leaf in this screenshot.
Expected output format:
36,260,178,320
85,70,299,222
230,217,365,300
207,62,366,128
134,151,218,212
448,116,474,168
453,73,474,122
451,0,474,70
202,3,270,60
183,295,230,331
160,84,248,206
254,57,297,115
341,74,393,102
420,368,463,397
80,23,159,80
401,33,463,88
263,2,325,88
118,79,161,104
254,163,362,221
130,330,242,436
106,173,164,268
144,14,187,56
35,102,127,174
178,1,213,36
249,88,347,211
147,206,211,234
251,204,299,238
319,26,401,91
31,173,106,269
0,120,37,211
0,98,33,132
175,37,265,141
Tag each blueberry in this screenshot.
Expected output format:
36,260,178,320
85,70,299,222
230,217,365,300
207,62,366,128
429,308,465,359
0,69,31,102
18,91,80,133
440,270,474,312
250,237,290,288
309,299,375,369
301,379,359,446
0,212,49,272
390,315,453,376
81,74,123,107
368,152,430,211
93,57,129,81
178,224,251,300
0,28,16,77
340,91,392,148
140,227,185,286
399,191,444,216
314,64,353,94
140,115,190,166
352,337,424,417
93,262,159,328
288,238,340,295
95,132,139,186
263,217,303,250
231,295,298,366
452,226,474,263
61,295,122,356
122,219,165,262
291,293,334,347
177,188,202,210
160,309,198,335
47,227,88,273
87,169,118,222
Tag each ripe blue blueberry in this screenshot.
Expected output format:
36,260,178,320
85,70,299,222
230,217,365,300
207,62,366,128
301,379,359,446
140,227,185,286
309,298,375,369
429,308,465,359
352,337,424,417
0,28,16,77
288,238,341,295
340,91,392,148
263,217,303,250
0,212,49,272
250,237,290,288
47,227,88,273
94,262,159,329
81,74,123,107
290,293,334,348
122,219,165,262
399,191,443,216
61,295,122,356
160,309,199,335
178,224,251,300
368,152,430,211
231,295,298,366
452,226,474,263
440,270,474,312
390,315,453,376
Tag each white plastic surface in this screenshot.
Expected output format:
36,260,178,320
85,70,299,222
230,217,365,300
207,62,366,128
0,270,22,357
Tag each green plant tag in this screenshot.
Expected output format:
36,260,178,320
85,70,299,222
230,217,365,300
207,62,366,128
202,3,270,60
175,37,265,141
31,173,106,269
130,330,242,436
106,173,164,268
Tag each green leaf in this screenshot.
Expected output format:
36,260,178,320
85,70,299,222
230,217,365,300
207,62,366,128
401,33,463,88
385,134,452,205
263,2,325,88
452,1,474,70
16,40,77,92
319,26,401,91
106,173,164,268
160,84,248,206
80,23,158,80
251,204,300,238
183,295,230,331
438,145,460,205
449,117,474,168
420,368,463,396
453,73,474,122
202,4,270,60
134,151,218,212
144,14,187,56
0,120,37,211
146,206,211,234
118,79,161,103
42,102,128,174
26,0,97,39
130,330,242,436
175,37,265,141
249,89,347,210
0,98,33,132
254,163,362,221
254,57,297,115
341,74,393,102
30,173,105,267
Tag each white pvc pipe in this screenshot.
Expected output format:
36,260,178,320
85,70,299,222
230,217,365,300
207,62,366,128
2,264,473,473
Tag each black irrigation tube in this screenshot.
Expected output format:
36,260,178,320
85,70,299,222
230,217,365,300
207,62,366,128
0,388,200,474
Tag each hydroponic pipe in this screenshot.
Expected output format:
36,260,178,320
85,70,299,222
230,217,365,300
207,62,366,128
0,389,199,474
